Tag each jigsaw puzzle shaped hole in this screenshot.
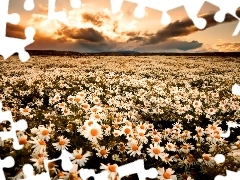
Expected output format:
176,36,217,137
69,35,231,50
24,0,35,11
21,163,53,180
22,164,34,177
109,0,240,35
214,11,225,22
0,0,36,62
214,154,226,164
110,0,124,14
1,156,15,168
0,156,15,180
134,5,146,19
161,12,172,26
7,13,20,25
70,0,81,9
43,149,73,173
232,84,240,96
0,102,28,150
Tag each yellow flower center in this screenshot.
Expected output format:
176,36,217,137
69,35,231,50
57,172,65,178
131,144,138,151
42,129,49,135
75,154,83,159
100,149,107,156
154,137,159,142
124,128,131,134
88,121,93,126
91,129,98,136
203,155,210,161
48,162,55,169
153,147,160,154
108,165,117,172
19,137,27,145
23,108,29,113
163,172,171,179
75,98,80,103
39,140,46,146
95,114,100,119
83,104,89,109
59,140,65,146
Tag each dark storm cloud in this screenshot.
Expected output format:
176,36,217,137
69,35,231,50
5,21,116,52
68,28,105,42
7,7,239,52
56,25,105,42
26,35,70,50
6,22,203,52
143,31,155,36
127,36,145,42
121,31,140,37
170,40,203,51
81,12,110,27
27,34,117,52
73,40,118,52
133,39,203,52
134,8,240,46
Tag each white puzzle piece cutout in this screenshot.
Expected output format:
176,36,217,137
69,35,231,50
232,84,240,96
0,0,35,62
79,159,158,180
20,149,73,180
0,156,15,180
0,102,28,150
110,0,240,35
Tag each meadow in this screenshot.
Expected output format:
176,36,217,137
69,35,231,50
1,55,240,180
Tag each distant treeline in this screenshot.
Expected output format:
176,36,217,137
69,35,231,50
13,50,240,57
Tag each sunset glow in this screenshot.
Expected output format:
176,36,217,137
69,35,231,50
7,0,240,52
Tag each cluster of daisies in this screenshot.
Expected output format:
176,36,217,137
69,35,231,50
1,55,240,179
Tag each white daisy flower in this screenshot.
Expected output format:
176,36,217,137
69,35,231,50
52,136,70,151
165,142,177,152
19,106,31,116
192,100,202,108
30,153,48,172
180,143,195,154
127,140,142,157
82,122,103,142
157,167,177,180
96,146,110,159
151,135,161,144
147,144,165,160
100,163,119,180
135,129,148,144
29,137,47,154
81,102,90,112
198,153,215,167
120,124,134,138
36,125,52,141
70,148,91,167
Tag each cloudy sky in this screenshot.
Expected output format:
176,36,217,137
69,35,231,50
7,0,240,52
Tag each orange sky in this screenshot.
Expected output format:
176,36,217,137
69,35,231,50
7,0,240,52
